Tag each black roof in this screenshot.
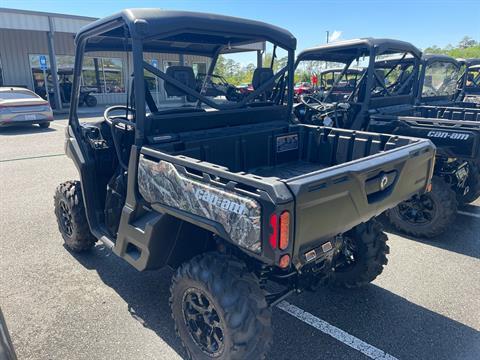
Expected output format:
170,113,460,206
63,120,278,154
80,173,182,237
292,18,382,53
297,38,421,63
457,58,480,67
77,9,296,55
422,54,459,66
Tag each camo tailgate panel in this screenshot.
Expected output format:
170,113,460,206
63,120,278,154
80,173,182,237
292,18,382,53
138,155,262,252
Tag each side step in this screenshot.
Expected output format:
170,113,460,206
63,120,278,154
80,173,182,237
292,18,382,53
113,205,182,271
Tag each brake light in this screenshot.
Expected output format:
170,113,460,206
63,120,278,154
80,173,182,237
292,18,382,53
269,213,278,249
279,211,290,250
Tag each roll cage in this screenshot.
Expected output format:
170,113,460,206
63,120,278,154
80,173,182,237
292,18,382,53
457,59,480,99
295,38,422,108
68,9,296,146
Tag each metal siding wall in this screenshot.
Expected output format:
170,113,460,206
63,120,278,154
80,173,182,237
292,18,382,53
0,29,50,89
0,13,49,31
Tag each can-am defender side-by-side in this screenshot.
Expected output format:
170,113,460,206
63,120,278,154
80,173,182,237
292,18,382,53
54,13,435,359
294,38,480,238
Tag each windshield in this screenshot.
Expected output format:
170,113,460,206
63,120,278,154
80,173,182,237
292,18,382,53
421,61,459,98
141,42,290,112
295,48,419,105
295,58,365,102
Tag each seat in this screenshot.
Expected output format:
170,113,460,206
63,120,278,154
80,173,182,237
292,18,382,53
148,66,205,117
252,68,275,92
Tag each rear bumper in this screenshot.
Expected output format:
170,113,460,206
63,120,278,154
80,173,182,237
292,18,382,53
288,139,436,268
0,113,53,126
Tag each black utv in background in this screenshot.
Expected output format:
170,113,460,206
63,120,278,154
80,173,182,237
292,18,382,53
294,38,480,238
54,12,435,359
456,58,480,106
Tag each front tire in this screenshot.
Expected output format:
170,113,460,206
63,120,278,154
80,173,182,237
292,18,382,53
385,176,457,238
327,219,389,288
170,253,272,360
54,181,96,252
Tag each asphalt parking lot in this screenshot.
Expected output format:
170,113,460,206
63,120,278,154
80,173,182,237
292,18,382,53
1,117,479,360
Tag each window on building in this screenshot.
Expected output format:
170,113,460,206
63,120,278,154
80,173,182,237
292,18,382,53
83,57,125,93
29,54,51,99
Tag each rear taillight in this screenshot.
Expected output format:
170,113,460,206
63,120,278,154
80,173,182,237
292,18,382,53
279,211,290,250
269,213,278,249
269,211,290,251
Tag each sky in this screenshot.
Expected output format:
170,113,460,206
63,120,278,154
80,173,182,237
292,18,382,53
2,0,479,52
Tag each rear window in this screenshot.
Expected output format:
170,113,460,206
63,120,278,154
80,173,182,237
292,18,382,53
0,90,40,100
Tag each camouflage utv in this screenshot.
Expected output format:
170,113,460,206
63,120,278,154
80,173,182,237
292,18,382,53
54,11,435,359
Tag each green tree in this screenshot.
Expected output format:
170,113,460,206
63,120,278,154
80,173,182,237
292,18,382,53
424,36,480,58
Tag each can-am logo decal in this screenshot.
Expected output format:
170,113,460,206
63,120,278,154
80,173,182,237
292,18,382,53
426,131,470,141
195,189,246,215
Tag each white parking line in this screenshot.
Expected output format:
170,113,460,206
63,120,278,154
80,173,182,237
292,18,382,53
458,210,480,219
277,301,398,360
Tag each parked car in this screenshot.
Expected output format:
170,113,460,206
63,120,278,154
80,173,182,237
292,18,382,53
294,38,480,239
0,87,53,128
54,12,435,359
236,82,254,95
294,81,312,95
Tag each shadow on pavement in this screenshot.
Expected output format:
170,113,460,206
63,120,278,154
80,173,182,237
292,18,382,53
282,285,480,360
0,124,56,135
71,244,480,360
380,214,480,260
71,244,186,358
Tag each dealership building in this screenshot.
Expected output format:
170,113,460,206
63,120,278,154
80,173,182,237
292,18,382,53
0,8,264,109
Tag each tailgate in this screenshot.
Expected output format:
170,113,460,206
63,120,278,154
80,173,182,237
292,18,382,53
369,115,480,159
286,139,435,261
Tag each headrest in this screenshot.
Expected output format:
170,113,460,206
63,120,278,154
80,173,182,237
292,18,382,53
165,66,196,97
252,68,274,91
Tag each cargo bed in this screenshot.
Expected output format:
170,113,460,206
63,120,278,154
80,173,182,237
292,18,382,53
139,121,435,265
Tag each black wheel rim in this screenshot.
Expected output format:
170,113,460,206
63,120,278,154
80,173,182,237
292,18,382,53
59,200,74,237
396,194,436,225
182,288,225,357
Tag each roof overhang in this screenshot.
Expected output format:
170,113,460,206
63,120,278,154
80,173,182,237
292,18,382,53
77,9,296,56
297,38,421,64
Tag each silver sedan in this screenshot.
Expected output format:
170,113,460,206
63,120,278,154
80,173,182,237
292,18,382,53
0,87,53,128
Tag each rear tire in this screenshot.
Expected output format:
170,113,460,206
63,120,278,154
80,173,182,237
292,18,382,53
54,181,96,252
170,253,272,360
327,219,389,288
459,162,480,204
85,95,97,107
385,176,457,238
39,122,50,128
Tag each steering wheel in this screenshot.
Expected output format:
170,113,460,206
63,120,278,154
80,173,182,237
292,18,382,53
300,94,330,112
103,105,136,129
103,105,135,170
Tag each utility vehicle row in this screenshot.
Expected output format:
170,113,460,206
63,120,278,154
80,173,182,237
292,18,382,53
294,39,480,238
